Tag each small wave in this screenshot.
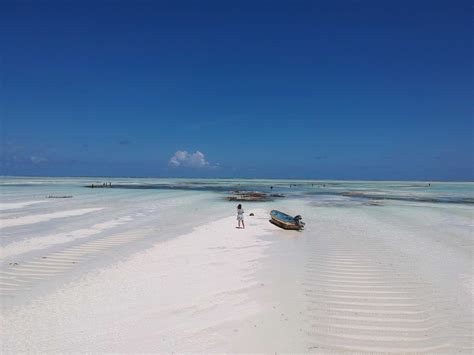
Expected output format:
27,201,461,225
1,216,131,259
0,208,104,229
0,201,47,211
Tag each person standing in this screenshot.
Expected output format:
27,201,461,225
237,204,245,229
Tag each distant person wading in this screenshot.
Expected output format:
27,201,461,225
236,204,245,229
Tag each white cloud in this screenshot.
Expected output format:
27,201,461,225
169,150,212,168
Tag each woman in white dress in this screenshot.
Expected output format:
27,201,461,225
237,204,245,229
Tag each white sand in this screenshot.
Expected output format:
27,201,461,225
1,209,275,352
1,206,472,353
0,208,103,228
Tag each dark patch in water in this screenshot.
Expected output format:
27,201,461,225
310,198,383,208
305,191,473,205
84,183,278,194
387,184,432,188
80,183,473,205
341,191,474,204
85,183,230,191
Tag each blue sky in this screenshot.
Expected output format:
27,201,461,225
1,0,472,180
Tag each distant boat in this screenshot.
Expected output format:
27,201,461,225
270,210,305,230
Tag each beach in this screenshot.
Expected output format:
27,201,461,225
1,178,473,352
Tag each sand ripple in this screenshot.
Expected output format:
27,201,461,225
303,236,473,353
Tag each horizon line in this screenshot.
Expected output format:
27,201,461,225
1,175,473,183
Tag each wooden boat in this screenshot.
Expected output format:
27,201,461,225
270,210,305,230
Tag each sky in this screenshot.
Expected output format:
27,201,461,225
1,0,472,180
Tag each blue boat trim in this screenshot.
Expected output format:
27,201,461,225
270,210,295,223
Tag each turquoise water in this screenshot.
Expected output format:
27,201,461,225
1,177,473,204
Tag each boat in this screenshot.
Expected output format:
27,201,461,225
270,210,305,230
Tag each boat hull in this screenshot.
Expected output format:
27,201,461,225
270,210,304,230
269,218,301,230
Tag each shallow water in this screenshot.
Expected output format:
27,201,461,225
2,176,472,202
1,177,471,274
